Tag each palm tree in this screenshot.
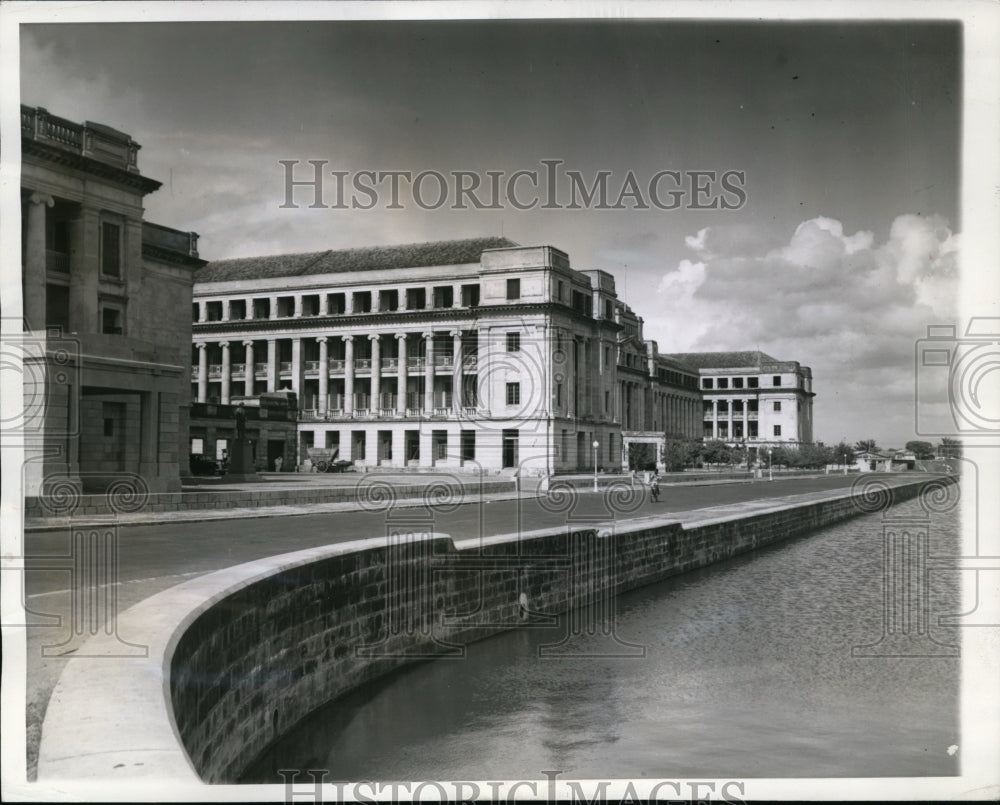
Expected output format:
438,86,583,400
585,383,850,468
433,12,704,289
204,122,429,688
854,439,879,453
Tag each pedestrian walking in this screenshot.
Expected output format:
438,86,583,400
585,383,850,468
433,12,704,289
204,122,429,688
649,472,660,502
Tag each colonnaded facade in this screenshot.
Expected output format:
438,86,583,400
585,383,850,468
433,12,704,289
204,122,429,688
191,238,815,473
19,105,204,496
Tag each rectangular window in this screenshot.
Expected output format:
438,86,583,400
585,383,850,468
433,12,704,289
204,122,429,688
748,377,759,388
608,434,614,461
101,222,121,277
605,299,613,319
604,390,610,412
773,425,782,437
702,378,713,389
506,332,521,352
556,383,563,407
773,401,782,412
506,278,520,300
460,430,475,461
557,280,564,301
773,375,782,386
506,382,520,406
190,437,204,455
733,377,744,389
103,417,114,437
718,378,729,389
101,306,123,335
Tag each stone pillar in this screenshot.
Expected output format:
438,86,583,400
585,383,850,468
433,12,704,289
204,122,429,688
269,296,279,320
291,337,304,405
138,391,158,479
68,207,100,334
711,399,719,439
317,336,329,414
24,193,53,331
396,333,408,414
243,340,254,397
245,297,254,320
293,295,303,318
343,335,355,414
424,331,435,414
196,343,208,403
369,334,381,413
221,299,230,322
726,398,733,441
124,218,144,336
742,397,749,441
451,329,462,412
220,341,231,404
266,339,277,392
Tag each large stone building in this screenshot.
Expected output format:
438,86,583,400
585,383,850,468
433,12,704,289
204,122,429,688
20,105,204,496
663,351,815,447
190,238,813,473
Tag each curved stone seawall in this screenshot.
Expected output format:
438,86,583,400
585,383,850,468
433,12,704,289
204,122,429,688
37,476,951,783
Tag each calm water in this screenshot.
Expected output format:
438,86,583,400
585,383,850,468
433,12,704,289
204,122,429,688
244,500,960,780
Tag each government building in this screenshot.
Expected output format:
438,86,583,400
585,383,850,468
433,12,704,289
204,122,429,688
191,239,814,474
19,105,204,497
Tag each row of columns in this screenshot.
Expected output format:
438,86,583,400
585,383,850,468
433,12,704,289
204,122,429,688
708,398,756,439
195,330,467,409
655,392,700,437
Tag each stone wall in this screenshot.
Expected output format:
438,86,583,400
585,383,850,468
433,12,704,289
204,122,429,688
166,476,940,782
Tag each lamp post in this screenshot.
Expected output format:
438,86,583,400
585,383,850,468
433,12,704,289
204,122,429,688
768,447,773,482
843,453,847,475
593,439,600,492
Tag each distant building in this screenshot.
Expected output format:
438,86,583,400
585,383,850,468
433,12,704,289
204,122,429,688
663,350,815,452
20,105,205,496
189,392,298,473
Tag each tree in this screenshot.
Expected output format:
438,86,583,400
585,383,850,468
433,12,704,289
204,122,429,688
905,440,936,460
854,439,880,453
938,437,963,459
662,438,700,471
700,439,733,466
831,441,854,465
794,442,833,468
769,446,794,467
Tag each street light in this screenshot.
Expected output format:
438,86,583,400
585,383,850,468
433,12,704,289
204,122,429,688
593,439,600,492
768,447,773,482
843,453,847,475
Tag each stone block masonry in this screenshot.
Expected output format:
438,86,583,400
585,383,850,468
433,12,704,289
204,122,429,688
37,475,952,784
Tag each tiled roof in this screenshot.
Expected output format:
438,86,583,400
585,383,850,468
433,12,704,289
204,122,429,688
196,237,520,283
662,350,779,369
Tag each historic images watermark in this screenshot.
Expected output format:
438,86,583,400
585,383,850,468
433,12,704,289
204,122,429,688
279,768,749,804
278,159,748,211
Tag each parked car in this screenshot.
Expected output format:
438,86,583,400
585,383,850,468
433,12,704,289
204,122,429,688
189,454,221,476
314,458,354,473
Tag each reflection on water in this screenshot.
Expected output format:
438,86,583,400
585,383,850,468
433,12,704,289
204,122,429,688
243,500,960,780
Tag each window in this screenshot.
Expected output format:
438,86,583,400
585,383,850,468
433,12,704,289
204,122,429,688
506,278,520,300
103,417,114,437
702,378,713,389
773,375,782,386
506,332,521,352
718,378,729,389
605,299,613,319
605,390,610,412
557,280,564,301
733,377,744,389
461,284,480,307
190,437,204,455
773,401,782,412
556,383,563,407
101,222,121,277
608,434,614,461
748,377,759,388
101,306,123,335
506,382,520,405
773,425,782,437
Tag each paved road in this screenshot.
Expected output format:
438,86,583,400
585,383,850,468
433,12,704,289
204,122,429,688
23,475,868,597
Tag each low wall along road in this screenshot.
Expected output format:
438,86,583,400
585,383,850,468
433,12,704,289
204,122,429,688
37,474,956,784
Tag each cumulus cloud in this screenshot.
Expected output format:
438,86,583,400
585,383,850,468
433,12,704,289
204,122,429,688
645,214,960,445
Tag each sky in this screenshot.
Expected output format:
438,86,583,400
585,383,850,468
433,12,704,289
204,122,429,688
18,18,964,448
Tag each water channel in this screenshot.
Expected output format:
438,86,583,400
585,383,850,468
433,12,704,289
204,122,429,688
243,499,960,781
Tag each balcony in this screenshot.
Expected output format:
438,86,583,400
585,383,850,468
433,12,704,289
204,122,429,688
355,358,371,370
208,365,222,378
231,363,246,374
383,357,399,370
254,362,268,375
279,361,292,373
407,357,425,370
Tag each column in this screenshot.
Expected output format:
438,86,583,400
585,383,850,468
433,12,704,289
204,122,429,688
291,337,304,405
243,340,254,397
369,334,381,413
138,391,158,479
24,193,53,331
196,343,208,403
266,339,277,392
742,397,749,441
68,206,100,334
269,296,279,320
293,295,303,318
220,341,231,404
343,335,355,415
451,329,462,412
726,397,733,441
424,331,435,414
221,299,230,322
396,333,408,414
317,337,329,414
711,399,718,439
124,218,144,336
245,297,254,320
